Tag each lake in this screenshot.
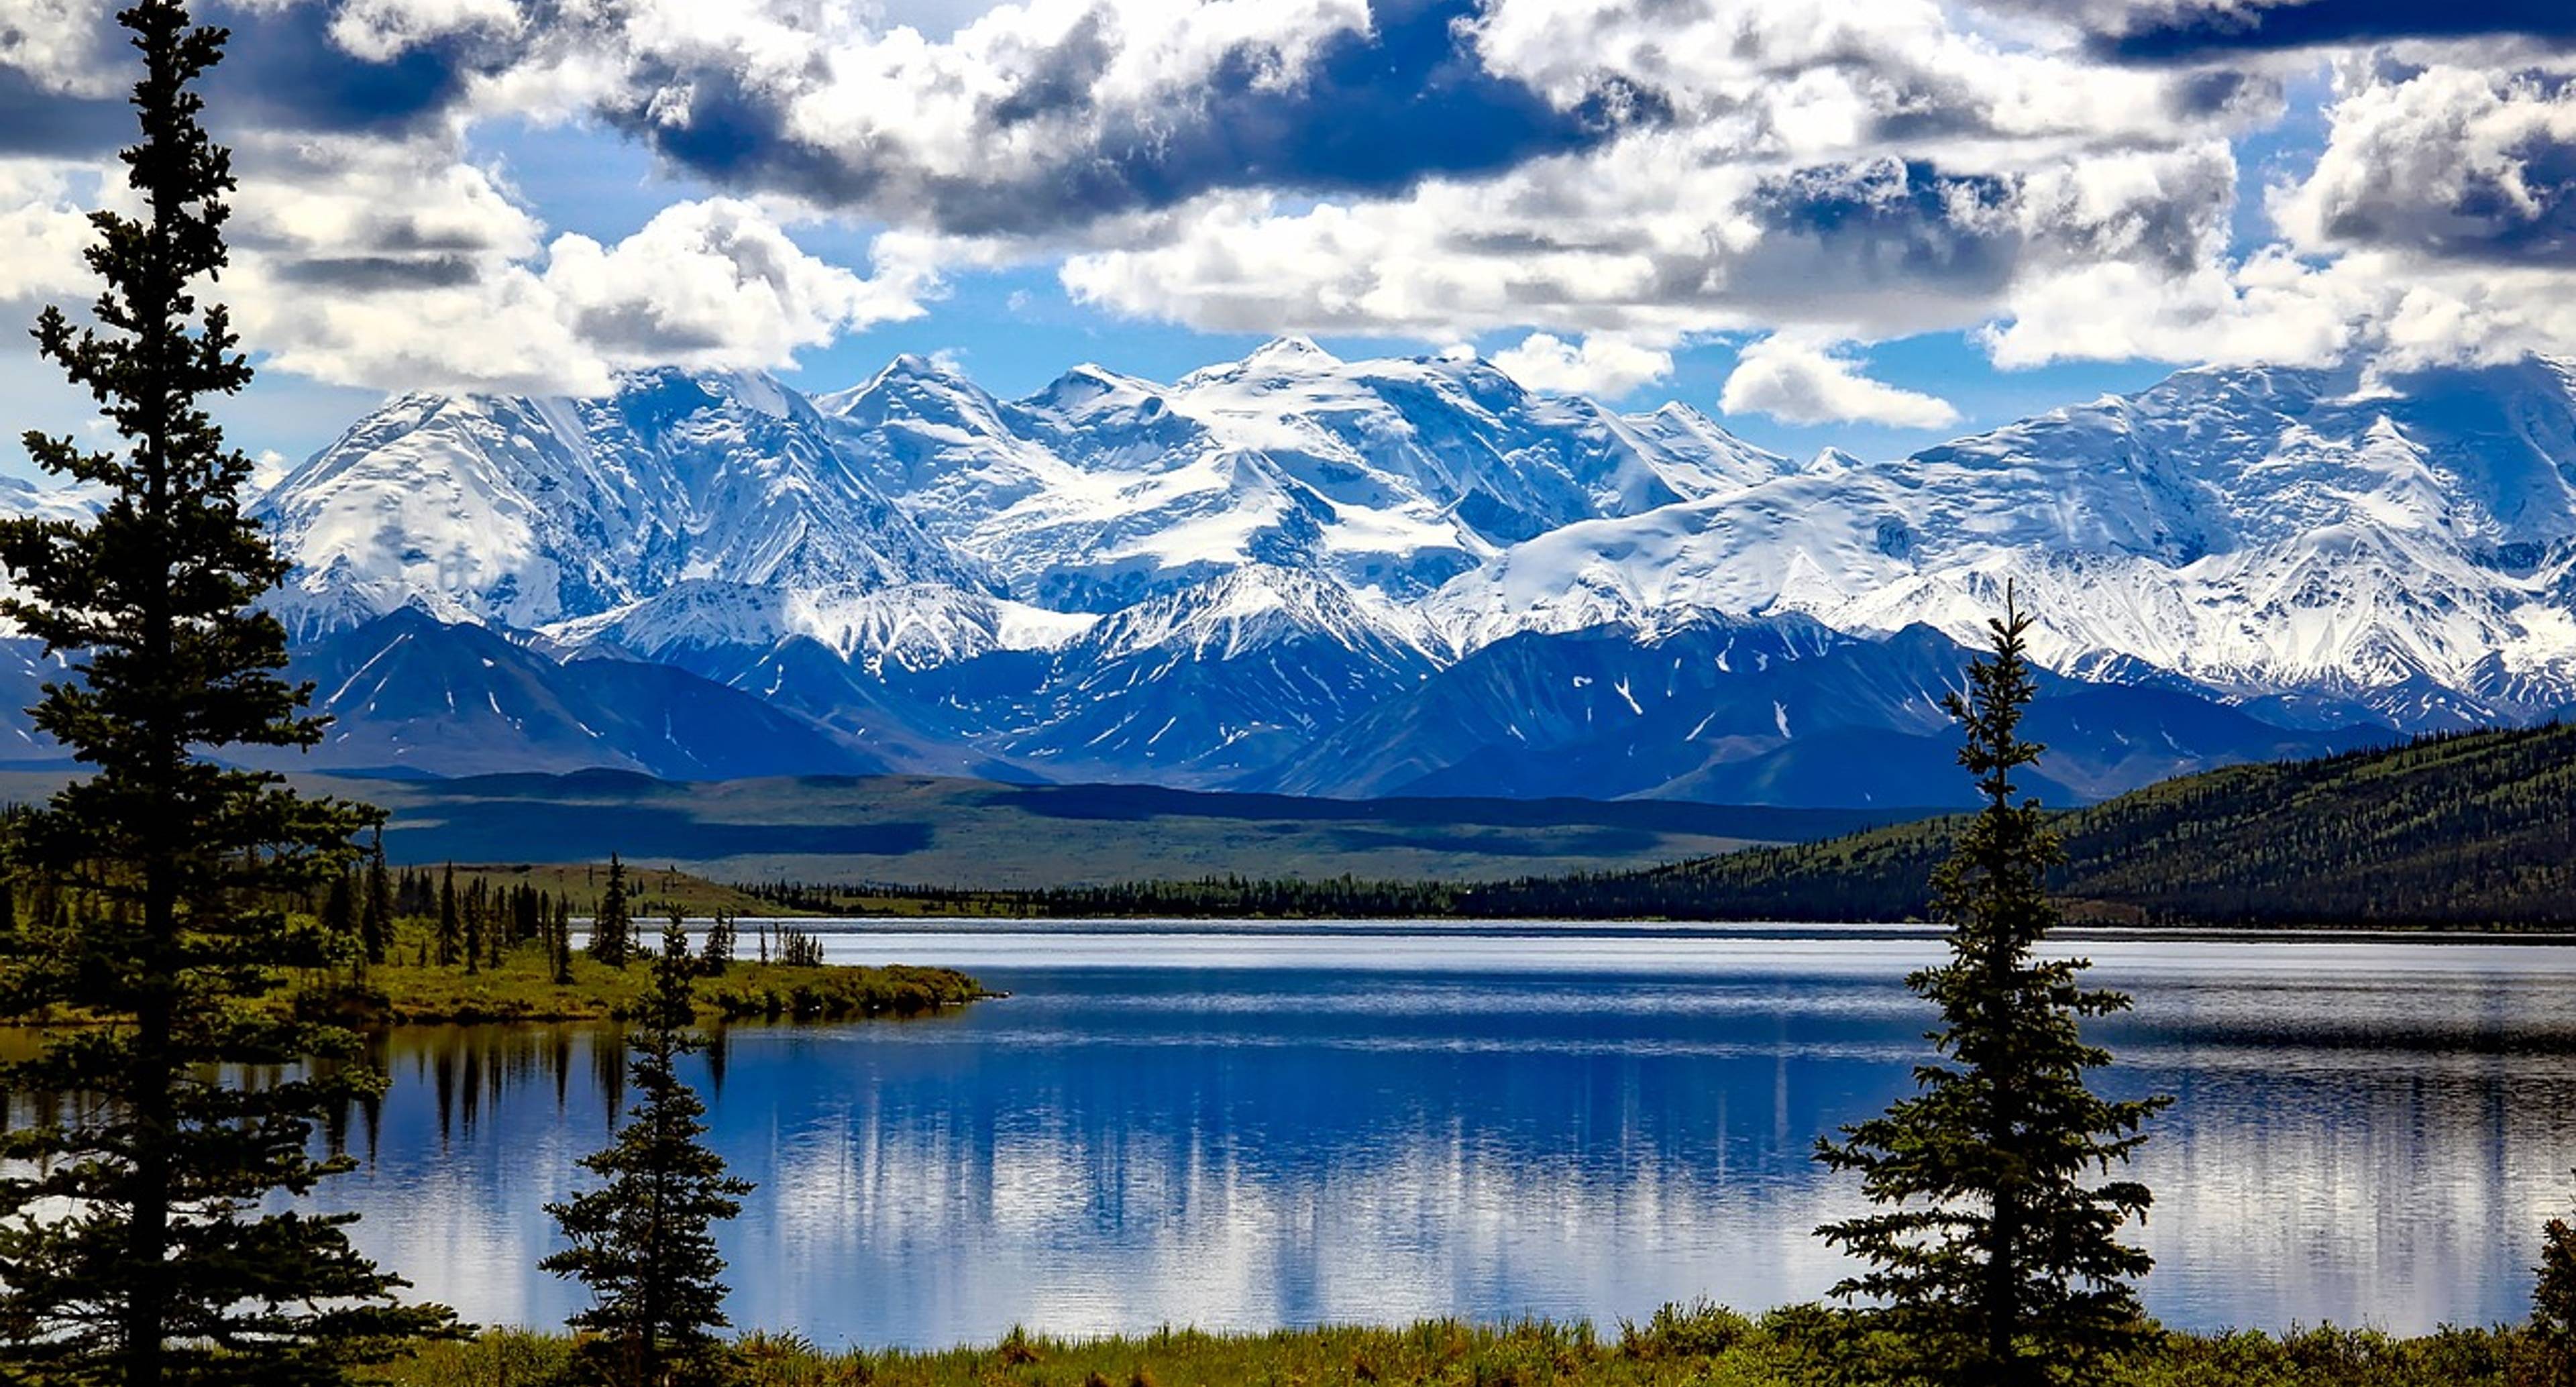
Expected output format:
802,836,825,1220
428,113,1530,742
324,922,2576,1347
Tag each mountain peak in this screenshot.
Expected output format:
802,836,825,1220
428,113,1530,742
872,351,967,385
1242,335,1340,370
816,352,1005,424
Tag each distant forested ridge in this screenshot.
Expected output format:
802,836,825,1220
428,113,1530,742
1625,720,2576,928
743,723,2576,928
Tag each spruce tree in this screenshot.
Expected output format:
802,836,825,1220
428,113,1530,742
0,2,455,1377
1813,592,2169,1387
435,863,460,966
700,909,733,975
361,828,392,966
543,918,752,1386
590,852,632,968
462,877,482,976
321,868,358,970
553,894,576,985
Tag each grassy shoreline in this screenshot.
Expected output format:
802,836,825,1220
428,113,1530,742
312,903,989,1026
0,935,989,1030
381,1308,2552,1386
303,954,990,1026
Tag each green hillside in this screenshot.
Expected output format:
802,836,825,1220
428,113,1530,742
1474,722,2576,928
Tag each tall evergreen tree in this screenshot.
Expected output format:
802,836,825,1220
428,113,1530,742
553,894,576,985
0,3,455,1377
1813,592,2169,1387
700,909,734,976
462,877,482,976
590,852,632,968
321,868,358,972
435,863,460,967
543,918,752,1386
360,828,391,967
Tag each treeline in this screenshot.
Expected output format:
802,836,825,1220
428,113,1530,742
720,869,1839,920
724,722,2576,928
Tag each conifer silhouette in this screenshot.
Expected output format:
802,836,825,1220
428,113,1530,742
0,3,455,1376
544,918,753,1385
1815,590,2169,1386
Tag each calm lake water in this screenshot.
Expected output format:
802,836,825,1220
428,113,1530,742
323,923,2576,1347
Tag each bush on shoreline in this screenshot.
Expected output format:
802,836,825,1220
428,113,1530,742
378,1305,2567,1387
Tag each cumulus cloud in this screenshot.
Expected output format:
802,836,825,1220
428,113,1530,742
2273,62,2576,265
329,0,527,65
552,0,1660,237
1718,334,1962,429
0,0,119,97
546,199,928,367
0,45,930,402
1977,55,2576,375
242,197,931,395
1060,141,2241,348
1489,332,1674,396
199,3,517,138
0,161,97,303
18,0,2576,407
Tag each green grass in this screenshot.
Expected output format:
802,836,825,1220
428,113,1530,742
374,1307,2559,1386
297,916,987,1026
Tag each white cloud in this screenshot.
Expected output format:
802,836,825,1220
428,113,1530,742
249,449,295,496
1060,140,2241,347
242,197,931,395
1983,57,2576,376
1466,0,2275,151
545,199,928,366
2273,60,2576,264
1489,332,1674,397
329,0,527,64
0,0,117,96
0,162,96,303
19,0,2576,408
513,0,1381,234
1719,335,1962,429
228,133,546,272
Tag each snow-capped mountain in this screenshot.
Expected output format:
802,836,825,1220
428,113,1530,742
258,368,994,641
1432,358,2576,729
819,337,1786,614
1,339,2568,807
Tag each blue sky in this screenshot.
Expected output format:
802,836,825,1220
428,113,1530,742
3,0,2572,469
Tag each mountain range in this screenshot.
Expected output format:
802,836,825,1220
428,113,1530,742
7,339,2576,808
